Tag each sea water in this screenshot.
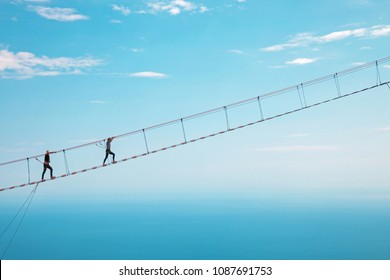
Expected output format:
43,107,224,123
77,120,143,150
1,187,389,260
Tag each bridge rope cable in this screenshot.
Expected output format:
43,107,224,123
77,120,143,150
0,57,389,191
0,183,39,258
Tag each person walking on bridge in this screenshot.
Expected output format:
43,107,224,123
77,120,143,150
41,150,54,180
103,137,116,165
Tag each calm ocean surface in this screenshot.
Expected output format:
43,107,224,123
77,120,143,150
1,187,390,260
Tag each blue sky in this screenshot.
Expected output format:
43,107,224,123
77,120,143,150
0,0,390,259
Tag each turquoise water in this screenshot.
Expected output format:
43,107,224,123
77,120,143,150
1,188,390,260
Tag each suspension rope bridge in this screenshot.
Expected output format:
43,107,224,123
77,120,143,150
0,57,389,192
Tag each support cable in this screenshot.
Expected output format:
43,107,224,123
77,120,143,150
257,96,264,120
0,187,36,240
224,106,230,131
181,118,187,143
27,158,31,185
297,85,306,108
334,73,341,97
0,183,39,259
300,84,307,107
63,150,70,175
376,60,382,86
143,129,149,154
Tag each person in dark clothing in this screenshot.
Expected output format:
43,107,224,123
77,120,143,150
103,137,116,165
42,150,54,180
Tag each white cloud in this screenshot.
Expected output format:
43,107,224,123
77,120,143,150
130,48,144,53
384,65,390,69
199,5,208,13
110,19,123,24
370,25,390,37
172,0,196,10
318,28,366,42
129,71,168,78
360,46,372,50
352,62,366,66
227,49,246,55
261,25,390,52
262,45,285,52
286,58,318,65
112,4,131,16
237,0,246,2
255,145,338,152
0,49,102,79
261,32,316,52
89,100,106,104
169,6,181,15
147,0,208,15
30,6,89,21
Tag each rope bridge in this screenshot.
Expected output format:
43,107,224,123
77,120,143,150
1,57,389,192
